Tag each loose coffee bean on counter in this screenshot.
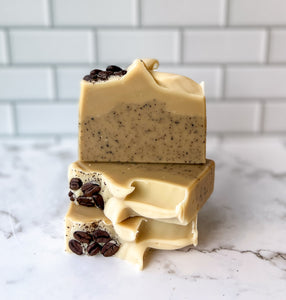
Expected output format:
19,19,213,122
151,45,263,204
106,65,122,72
93,194,104,210
68,191,75,201
87,242,101,256
93,229,111,244
70,178,83,190
77,196,95,207
69,239,83,255
101,241,119,257
81,182,101,197
73,231,93,244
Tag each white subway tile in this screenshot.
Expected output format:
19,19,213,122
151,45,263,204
53,0,136,26
264,102,286,132
158,66,222,98
229,0,286,25
184,30,266,63
225,67,286,98
17,104,77,134
207,102,261,132
0,31,8,64
57,67,91,99
98,30,180,64
0,105,14,134
0,68,54,100
142,0,224,26
269,30,286,62
0,0,49,26
10,30,94,63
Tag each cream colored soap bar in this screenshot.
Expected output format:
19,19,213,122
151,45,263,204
68,159,215,225
78,58,206,164
65,203,198,269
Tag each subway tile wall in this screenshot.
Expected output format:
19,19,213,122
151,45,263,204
0,0,285,138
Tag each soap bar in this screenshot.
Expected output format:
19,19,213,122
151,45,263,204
68,159,215,225
65,203,198,269
78,58,206,164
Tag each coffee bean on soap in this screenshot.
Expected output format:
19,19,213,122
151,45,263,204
69,239,83,255
68,191,75,201
97,71,111,81
83,75,91,82
77,196,95,207
87,242,101,256
73,231,93,244
90,69,102,76
93,194,104,210
81,182,101,197
106,65,122,72
70,178,83,190
101,241,119,257
114,70,127,77
93,229,111,243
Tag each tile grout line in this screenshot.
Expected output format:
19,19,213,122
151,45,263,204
47,0,54,27
179,28,184,64
223,0,230,27
94,29,99,63
51,65,59,101
136,0,142,28
221,65,227,100
11,102,19,136
264,28,271,63
1,132,286,139
7,62,286,67
2,25,286,30
260,100,266,133
4,28,12,65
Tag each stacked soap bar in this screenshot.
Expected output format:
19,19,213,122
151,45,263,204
78,59,206,164
65,59,215,269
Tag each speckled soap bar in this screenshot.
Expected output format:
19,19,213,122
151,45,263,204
65,203,198,269
78,58,206,164
68,159,215,225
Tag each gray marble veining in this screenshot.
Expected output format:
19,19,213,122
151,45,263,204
0,137,286,300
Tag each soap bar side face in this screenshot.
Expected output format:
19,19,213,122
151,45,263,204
68,160,215,225
78,59,206,164
65,203,198,269
65,205,120,257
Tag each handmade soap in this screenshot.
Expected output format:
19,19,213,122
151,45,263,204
65,203,198,269
78,58,206,164
68,159,215,225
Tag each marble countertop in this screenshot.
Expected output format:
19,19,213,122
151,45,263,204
0,137,286,300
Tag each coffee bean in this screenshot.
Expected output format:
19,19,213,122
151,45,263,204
77,196,95,207
106,65,122,73
81,182,101,197
90,69,102,76
73,231,93,244
97,71,111,81
93,229,111,243
114,70,127,77
68,191,75,201
87,242,101,256
69,239,83,255
83,75,92,82
70,178,83,190
101,241,119,257
93,194,104,210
